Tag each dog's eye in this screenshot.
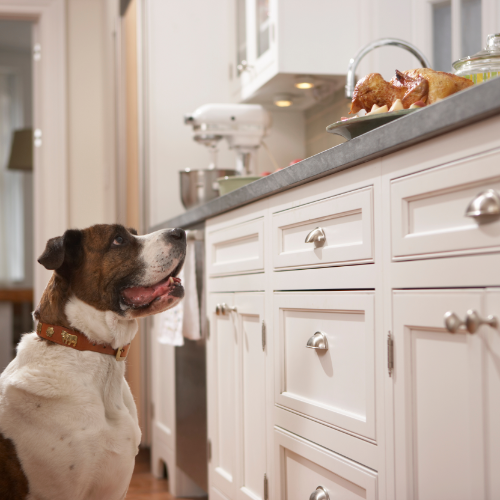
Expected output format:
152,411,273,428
113,236,124,246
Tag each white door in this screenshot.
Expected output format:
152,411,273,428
393,289,487,500
234,293,267,500
207,293,238,499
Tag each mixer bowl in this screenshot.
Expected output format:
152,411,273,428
180,168,238,209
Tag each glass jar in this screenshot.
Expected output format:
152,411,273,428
452,33,500,83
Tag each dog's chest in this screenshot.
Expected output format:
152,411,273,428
0,337,141,500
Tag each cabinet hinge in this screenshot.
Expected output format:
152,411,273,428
207,439,212,462
33,43,41,61
262,320,266,351
264,473,269,500
387,332,394,377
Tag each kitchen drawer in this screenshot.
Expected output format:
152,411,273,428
391,148,500,260
274,427,378,500
272,186,374,270
207,217,264,277
274,292,375,439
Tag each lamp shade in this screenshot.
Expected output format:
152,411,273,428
7,128,33,171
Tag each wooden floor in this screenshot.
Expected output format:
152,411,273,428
126,449,207,500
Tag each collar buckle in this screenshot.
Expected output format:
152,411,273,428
116,346,129,361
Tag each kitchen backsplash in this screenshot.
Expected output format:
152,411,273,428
305,87,350,157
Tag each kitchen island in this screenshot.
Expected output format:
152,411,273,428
152,76,500,500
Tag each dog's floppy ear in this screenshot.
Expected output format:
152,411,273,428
38,229,83,273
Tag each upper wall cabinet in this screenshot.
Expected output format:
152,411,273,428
230,0,368,104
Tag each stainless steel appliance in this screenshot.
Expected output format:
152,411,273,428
180,168,237,209
175,228,208,492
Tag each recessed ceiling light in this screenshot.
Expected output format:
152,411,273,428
294,75,316,89
273,94,294,107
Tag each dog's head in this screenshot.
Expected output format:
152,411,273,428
35,224,186,324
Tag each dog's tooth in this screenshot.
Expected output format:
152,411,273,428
169,277,174,285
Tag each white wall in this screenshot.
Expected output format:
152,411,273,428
144,0,232,227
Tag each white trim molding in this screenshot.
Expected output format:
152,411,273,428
0,0,67,304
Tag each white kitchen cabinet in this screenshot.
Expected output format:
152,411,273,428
207,292,268,500
208,293,238,499
230,0,369,101
392,289,500,500
205,116,500,500
274,292,376,439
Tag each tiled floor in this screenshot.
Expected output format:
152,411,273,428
125,449,207,500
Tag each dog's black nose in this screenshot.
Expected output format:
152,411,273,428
166,228,186,242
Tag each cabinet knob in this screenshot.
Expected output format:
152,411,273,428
305,227,326,247
444,311,465,333
444,310,498,334
216,303,237,316
306,331,329,350
309,486,330,500
465,189,500,219
237,59,252,73
465,309,498,333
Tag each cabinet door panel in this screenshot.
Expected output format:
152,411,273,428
274,292,375,439
208,293,237,499
393,290,485,500
484,289,500,499
274,428,378,500
235,293,267,500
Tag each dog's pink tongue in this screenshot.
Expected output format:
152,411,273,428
122,277,180,306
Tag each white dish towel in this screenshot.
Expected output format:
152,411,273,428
154,240,200,346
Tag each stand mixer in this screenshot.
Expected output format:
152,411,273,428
184,103,271,175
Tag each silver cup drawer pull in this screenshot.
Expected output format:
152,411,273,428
215,303,237,316
306,331,329,350
305,227,326,247
309,486,330,500
465,189,500,219
444,310,498,334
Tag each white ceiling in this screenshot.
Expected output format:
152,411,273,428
0,20,32,52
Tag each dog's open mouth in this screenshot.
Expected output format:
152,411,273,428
121,275,182,309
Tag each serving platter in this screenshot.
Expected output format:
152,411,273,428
326,108,416,140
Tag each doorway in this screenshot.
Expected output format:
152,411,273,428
0,19,34,373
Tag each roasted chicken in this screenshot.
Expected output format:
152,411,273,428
350,68,474,114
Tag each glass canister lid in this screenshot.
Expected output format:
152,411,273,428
453,33,500,79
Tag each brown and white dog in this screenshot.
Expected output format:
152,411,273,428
0,224,186,500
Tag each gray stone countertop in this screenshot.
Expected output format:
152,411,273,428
151,76,500,232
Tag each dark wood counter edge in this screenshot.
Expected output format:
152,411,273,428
151,77,500,232
0,289,34,303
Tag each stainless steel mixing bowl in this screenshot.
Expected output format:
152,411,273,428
180,168,238,209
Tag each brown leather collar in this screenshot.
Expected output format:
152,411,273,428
36,322,130,361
